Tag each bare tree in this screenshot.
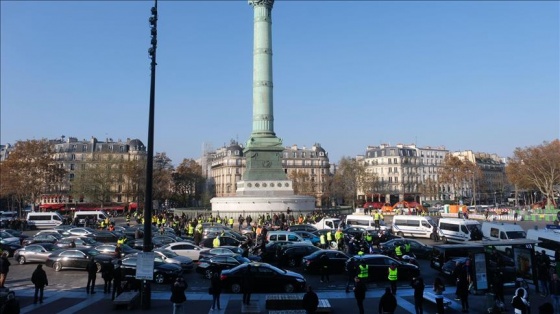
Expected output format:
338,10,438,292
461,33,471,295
331,157,366,208
172,158,203,207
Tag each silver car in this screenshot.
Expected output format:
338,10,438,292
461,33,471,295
153,249,194,271
14,243,60,264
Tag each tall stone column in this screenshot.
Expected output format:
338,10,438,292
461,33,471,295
240,0,287,186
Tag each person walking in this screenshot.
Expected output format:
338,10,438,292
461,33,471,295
550,273,560,314
411,276,425,314
31,264,48,304
85,257,97,294
210,272,222,311
345,257,358,293
241,265,253,305
434,277,446,314
492,271,505,309
170,277,187,314
388,262,398,295
379,287,397,314
101,261,114,294
0,252,10,288
112,260,123,301
319,253,330,283
456,270,470,312
353,276,366,314
302,285,319,314
511,287,530,314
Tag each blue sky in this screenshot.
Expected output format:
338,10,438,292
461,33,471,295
1,1,558,166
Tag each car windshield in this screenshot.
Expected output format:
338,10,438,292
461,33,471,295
88,249,101,256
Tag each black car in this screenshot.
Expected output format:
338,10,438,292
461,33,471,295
199,246,244,260
45,248,114,272
197,254,251,279
117,255,182,284
220,262,306,293
302,250,350,274
379,239,433,259
430,244,485,271
260,241,297,263
22,233,62,246
56,236,101,249
0,229,29,245
94,244,139,258
288,224,318,233
348,254,420,282
278,243,321,267
91,230,120,243
129,236,178,250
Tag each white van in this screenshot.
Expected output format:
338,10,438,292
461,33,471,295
438,218,483,243
481,222,526,241
26,212,64,229
345,214,389,231
73,211,109,227
266,231,304,243
392,215,436,238
526,229,560,261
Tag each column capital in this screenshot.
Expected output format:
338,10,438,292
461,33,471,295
249,0,274,9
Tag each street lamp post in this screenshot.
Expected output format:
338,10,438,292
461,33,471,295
141,0,157,309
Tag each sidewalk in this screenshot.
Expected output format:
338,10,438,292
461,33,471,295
9,285,554,314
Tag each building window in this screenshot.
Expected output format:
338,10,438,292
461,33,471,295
319,152,324,157
70,164,75,170
293,152,297,158
71,154,76,160
302,152,306,158
69,173,74,180
235,150,240,156
394,158,397,164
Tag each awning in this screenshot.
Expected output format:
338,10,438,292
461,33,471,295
39,204,65,210
129,202,138,209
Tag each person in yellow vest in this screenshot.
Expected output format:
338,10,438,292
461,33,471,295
404,241,411,255
187,224,194,237
228,217,234,229
213,237,220,248
357,261,369,281
395,244,403,260
216,217,222,225
105,217,110,226
335,229,344,251
319,234,326,249
388,262,398,294
162,217,167,227
374,211,381,230
100,220,105,230
326,231,333,248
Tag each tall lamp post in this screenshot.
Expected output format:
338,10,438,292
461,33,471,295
141,0,157,309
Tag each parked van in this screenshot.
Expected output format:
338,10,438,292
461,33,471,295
345,214,389,231
26,212,64,229
266,231,304,243
481,222,526,241
73,211,109,227
392,215,436,238
526,229,560,261
438,218,483,244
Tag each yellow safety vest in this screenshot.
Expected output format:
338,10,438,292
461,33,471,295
326,232,332,241
365,234,372,242
388,268,398,281
320,234,326,244
335,231,343,240
404,243,411,253
188,225,194,235
358,265,369,278
374,213,380,220
213,238,220,248
395,246,402,256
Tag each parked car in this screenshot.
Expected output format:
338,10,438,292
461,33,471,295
277,243,321,267
94,244,139,258
293,231,321,246
0,229,29,245
91,230,120,243
160,242,203,261
288,225,318,233
117,255,182,284
56,236,101,249
22,233,62,246
197,254,251,279
220,262,306,293
200,236,243,249
199,246,244,260
379,239,433,259
62,227,98,237
45,248,114,272
302,250,350,274
347,254,420,282
152,249,194,271
14,243,59,264
259,241,297,263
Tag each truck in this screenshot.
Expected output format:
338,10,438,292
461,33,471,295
312,217,341,230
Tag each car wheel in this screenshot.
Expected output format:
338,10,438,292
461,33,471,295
17,256,26,265
53,261,62,272
154,273,165,284
288,258,297,267
231,283,241,293
204,269,213,279
284,283,295,293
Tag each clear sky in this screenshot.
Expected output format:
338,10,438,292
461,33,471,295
1,1,559,166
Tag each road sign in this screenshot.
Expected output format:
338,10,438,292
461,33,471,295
136,252,155,280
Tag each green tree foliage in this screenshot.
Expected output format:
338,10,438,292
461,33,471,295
506,140,560,207
172,158,203,207
0,139,66,211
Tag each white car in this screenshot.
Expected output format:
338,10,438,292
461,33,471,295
161,241,203,261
